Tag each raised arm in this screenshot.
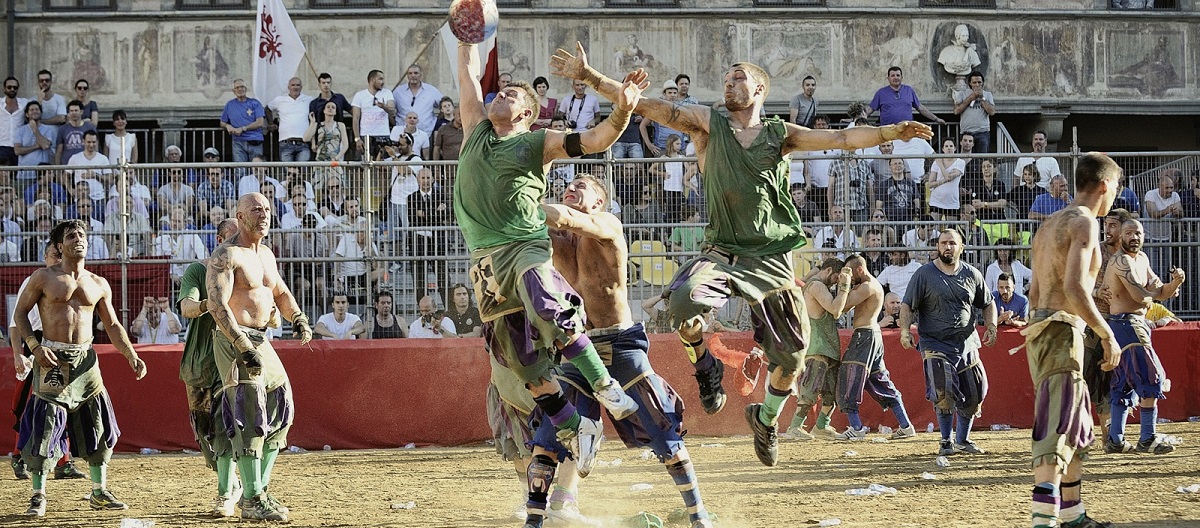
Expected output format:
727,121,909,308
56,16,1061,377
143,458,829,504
782,121,932,155
96,278,147,379
551,42,708,139
541,204,622,244
810,271,852,316
543,69,648,163
457,43,486,133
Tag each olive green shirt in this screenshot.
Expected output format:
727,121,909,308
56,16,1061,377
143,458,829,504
454,120,549,251
177,261,219,390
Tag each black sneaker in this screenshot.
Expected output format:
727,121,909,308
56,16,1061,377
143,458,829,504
1136,435,1176,455
1061,513,1114,528
694,358,727,415
24,493,45,517
744,403,778,467
54,460,86,479
89,489,128,510
11,456,29,480
1103,438,1136,454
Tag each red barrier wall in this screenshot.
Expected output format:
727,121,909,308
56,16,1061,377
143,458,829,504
1,324,1198,452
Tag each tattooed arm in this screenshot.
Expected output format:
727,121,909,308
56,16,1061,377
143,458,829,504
206,244,254,352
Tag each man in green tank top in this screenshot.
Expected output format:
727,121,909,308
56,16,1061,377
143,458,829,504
577,57,933,466
453,39,647,520
790,258,851,440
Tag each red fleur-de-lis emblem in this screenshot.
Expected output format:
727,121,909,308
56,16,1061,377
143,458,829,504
258,8,282,63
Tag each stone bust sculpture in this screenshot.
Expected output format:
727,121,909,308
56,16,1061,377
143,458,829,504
937,24,981,76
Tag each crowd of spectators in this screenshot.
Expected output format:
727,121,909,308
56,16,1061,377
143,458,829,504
1,65,1197,330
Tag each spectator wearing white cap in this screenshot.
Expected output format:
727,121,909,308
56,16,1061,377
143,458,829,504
639,79,687,157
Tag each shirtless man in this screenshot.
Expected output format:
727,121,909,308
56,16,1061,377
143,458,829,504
12,219,147,517
176,218,241,517
539,175,713,528
834,254,916,440
789,258,850,440
1084,208,1130,442
1024,152,1122,528
555,47,931,466
1101,219,1184,455
207,193,314,522
453,39,642,479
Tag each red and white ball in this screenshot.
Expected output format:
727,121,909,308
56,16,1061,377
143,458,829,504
448,0,498,45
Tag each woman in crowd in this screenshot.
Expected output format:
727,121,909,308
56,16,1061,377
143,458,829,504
650,134,687,222
306,100,349,193
926,137,965,220
531,76,557,131
984,237,1033,294
967,158,1008,241
105,110,138,164
1005,162,1044,221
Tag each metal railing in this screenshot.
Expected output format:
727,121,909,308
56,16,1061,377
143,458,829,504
4,146,1200,338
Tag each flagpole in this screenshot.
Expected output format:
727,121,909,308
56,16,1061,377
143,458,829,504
302,51,320,82
392,16,450,92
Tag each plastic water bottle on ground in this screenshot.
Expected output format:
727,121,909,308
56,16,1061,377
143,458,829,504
323,445,332,451
139,448,160,455
926,423,935,433
878,425,893,435
390,501,416,509
818,519,842,526
629,483,654,492
920,472,937,480
935,456,950,467
991,424,1011,431
867,483,898,495
120,519,156,528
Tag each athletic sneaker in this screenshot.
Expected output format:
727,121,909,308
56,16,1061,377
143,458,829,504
835,426,870,441
592,377,638,420
938,440,955,456
571,416,603,478
89,489,129,510
691,519,716,528
1136,435,1176,455
812,424,839,439
785,426,814,441
263,488,289,515
890,425,918,440
744,404,779,467
241,493,288,521
212,493,238,518
1103,438,1136,454
53,460,86,479
1061,513,1114,528
11,456,29,480
512,501,528,520
24,493,45,517
694,359,727,415
545,500,602,527
953,441,987,455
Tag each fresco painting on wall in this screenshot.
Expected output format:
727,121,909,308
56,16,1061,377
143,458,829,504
747,26,833,94
1108,30,1185,96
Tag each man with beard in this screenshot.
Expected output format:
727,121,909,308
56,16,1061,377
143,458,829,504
1100,219,1185,455
834,254,916,441
564,49,932,466
900,229,997,456
1023,152,1121,528
1083,208,1130,441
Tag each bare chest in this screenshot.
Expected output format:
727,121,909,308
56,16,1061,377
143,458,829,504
232,247,279,291
44,273,103,308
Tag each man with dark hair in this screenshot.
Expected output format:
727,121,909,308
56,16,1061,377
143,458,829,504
176,218,241,517
578,52,931,466
900,228,996,456
790,257,850,440
54,99,94,165
0,76,27,167
952,71,995,153
789,75,818,128
314,292,364,340
12,219,147,517
869,66,944,126
309,72,352,121
1015,130,1062,190
674,73,696,105
453,41,643,499
352,69,396,159
835,253,916,441
994,272,1029,327
1024,151,1121,528
1084,207,1132,441
35,70,67,126
365,290,407,339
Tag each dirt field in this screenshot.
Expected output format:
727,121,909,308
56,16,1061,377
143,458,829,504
1,423,1198,527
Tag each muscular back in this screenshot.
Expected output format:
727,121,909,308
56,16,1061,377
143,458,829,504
31,267,108,344
1029,207,1101,316
549,217,631,330
848,277,885,329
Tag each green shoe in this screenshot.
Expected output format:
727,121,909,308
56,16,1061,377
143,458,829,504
89,489,129,510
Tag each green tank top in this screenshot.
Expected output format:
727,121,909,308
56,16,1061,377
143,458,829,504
454,120,549,251
808,308,842,360
703,112,807,256
178,262,219,390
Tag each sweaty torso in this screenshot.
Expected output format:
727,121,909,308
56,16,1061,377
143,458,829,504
1103,251,1154,316
850,279,885,329
549,225,631,330
227,244,280,328
1029,207,1100,314
36,267,106,344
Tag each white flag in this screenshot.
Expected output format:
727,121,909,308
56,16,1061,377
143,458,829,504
252,0,305,103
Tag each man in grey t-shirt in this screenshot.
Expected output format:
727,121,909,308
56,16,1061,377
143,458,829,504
899,229,997,457
789,76,818,128
952,71,996,153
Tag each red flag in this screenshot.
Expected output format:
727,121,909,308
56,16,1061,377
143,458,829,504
479,41,500,96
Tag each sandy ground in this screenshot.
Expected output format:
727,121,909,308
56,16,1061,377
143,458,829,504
1,423,1198,528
